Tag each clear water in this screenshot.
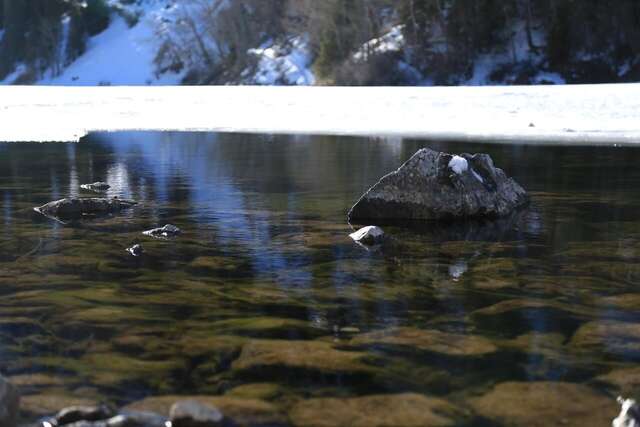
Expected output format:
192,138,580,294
1,132,639,425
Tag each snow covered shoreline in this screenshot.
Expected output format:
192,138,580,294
1,84,639,144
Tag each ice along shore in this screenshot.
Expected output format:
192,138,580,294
0,84,639,144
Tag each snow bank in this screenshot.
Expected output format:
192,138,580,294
0,84,639,144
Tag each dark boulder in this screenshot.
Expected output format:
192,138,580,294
348,148,527,222
34,198,136,221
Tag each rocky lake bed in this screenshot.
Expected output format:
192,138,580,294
1,132,640,426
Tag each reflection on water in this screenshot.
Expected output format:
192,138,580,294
1,133,639,425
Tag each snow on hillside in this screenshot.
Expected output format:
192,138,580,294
244,36,315,85
39,2,185,86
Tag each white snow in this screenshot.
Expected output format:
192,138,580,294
1,84,640,144
246,36,315,85
0,64,27,85
39,13,184,85
354,26,404,62
448,156,468,174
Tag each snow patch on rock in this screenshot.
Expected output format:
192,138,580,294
448,156,469,174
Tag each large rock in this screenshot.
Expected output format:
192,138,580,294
0,376,19,427
34,198,136,220
289,393,468,427
348,148,527,222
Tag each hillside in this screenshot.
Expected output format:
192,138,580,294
0,0,638,86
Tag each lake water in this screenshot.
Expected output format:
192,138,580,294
1,132,639,426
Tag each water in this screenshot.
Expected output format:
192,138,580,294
1,132,639,425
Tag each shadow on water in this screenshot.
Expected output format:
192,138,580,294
1,132,639,424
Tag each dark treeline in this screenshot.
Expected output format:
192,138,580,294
0,0,109,80
301,0,640,84
1,0,639,84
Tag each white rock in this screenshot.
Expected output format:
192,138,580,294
448,155,469,174
614,397,640,427
349,226,384,245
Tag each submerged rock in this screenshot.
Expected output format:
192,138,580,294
232,339,373,376
142,224,181,239
126,244,145,257
348,148,527,222
350,327,497,357
0,376,19,427
349,226,384,245
124,396,285,427
34,198,136,220
170,400,225,427
289,393,467,427
613,397,640,427
469,381,616,427
80,182,111,192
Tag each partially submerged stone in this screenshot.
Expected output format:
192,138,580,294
54,405,116,426
348,148,527,222
468,381,616,427
34,198,136,220
289,393,467,427
348,226,384,246
126,244,145,257
80,182,110,192
170,400,225,427
613,397,640,427
54,404,116,425
143,224,181,239
0,375,19,427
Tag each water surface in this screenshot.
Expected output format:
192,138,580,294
1,133,639,425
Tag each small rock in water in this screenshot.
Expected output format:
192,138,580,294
349,226,384,245
34,198,136,221
613,397,640,427
348,148,527,222
0,376,19,427
54,405,116,426
126,244,144,257
170,400,225,427
143,224,181,239
80,182,111,192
